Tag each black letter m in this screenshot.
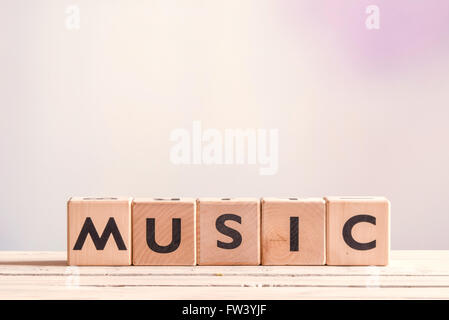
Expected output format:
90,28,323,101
73,217,127,250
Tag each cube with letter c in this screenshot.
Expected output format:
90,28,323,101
325,196,390,266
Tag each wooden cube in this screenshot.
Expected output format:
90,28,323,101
67,197,132,266
261,197,325,265
132,198,196,265
197,198,260,265
325,197,390,266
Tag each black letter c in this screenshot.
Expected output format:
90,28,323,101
342,214,376,250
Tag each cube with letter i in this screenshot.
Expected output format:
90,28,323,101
261,198,326,265
325,197,390,266
132,198,196,265
197,198,260,265
67,197,132,266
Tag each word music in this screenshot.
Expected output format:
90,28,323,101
67,197,390,266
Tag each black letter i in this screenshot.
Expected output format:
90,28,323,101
290,217,299,251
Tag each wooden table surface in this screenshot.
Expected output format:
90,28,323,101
0,251,448,299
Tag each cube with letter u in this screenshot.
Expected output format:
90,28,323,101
132,198,196,265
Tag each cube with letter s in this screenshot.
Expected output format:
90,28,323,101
197,198,260,265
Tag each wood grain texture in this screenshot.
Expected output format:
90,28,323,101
325,197,390,266
197,198,260,265
0,251,448,299
67,197,132,266
132,198,196,265
261,198,325,265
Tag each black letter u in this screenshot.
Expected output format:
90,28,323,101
146,218,181,253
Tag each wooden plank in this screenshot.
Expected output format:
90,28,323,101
0,285,448,300
1,274,449,287
2,251,448,276
0,251,448,299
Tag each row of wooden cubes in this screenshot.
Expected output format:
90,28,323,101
67,197,390,266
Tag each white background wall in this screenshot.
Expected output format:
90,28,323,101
1,0,449,250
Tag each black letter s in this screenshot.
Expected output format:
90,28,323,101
216,214,242,249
